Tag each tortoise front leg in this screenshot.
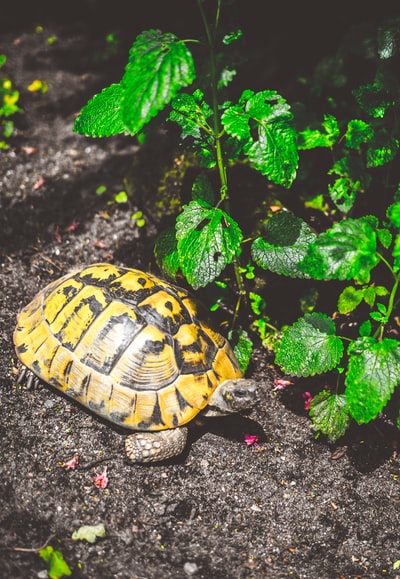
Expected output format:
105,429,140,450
125,428,188,463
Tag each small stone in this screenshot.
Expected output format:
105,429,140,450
183,561,199,576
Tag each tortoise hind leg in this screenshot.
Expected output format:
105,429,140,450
125,428,188,463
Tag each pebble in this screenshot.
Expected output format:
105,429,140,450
183,562,199,576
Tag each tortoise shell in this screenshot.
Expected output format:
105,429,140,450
14,263,243,432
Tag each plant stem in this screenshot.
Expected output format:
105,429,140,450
197,0,247,325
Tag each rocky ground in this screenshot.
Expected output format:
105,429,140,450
1,4,400,579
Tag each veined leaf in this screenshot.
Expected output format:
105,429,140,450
154,227,180,279
122,29,195,134
191,172,215,205
377,228,392,249
275,312,344,377
299,217,379,283
176,200,242,289
169,91,213,140
222,90,298,188
73,83,128,137
387,202,400,229
251,211,316,277
366,133,399,168
328,178,358,215
346,337,400,424
309,390,352,442
345,119,374,149
337,286,363,314
229,328,253,373
298,114,340,149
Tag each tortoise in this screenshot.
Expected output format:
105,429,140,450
13,263,258,463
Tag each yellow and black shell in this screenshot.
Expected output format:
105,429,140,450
14,263,243,432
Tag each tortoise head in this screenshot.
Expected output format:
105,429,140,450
205,378,258,416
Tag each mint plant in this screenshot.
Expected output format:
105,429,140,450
273,206,400,441
73,2,400,440
73,0,298,366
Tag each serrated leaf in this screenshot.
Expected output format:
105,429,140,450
309,390,352,442
346,337,400,424
366,133,399,168
359,320,372,337
176,200,242,289
154,227,180,279
222,90,298,188
345,119,374,149
298,114,340,149
192,172,215,205
337,286,363,314
299,217,379,283
353,83,394,118
169,91,213,140
39,546,72,579
275,312,344,377
73,83,128,137
327,154,370,213
229,329,253,373
72,523,107,544
251,211,316,278
362,285,388,307
121,29,195,135
328,177,358,214
387,202,400,229
377,228,392,249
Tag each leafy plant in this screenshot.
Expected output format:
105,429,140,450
73,2,400,440
274,205,400,441
0,54,22,149
73,0,299,367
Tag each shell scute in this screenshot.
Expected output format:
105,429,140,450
13,263,243,432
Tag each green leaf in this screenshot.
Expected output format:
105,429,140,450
345,119,374,149
251,211,316,278
327,154,370,214
337,286,363,314
359,320,372,337
176,200,242,289
393,233,400,271
309,390,352,442
366,132,399,168
363,285,388,306
191,172,215,205
387,202,400,229
346,337,400,424
154,227,180,279
122,30,195,134
275,313,344,377
169,91,213,140
328,177,358,214
229,329,253,373
222,90,298,188
299,217,379,283
354,82,395,118
39,546,72,579
297,114,340,149
73,83,127,137
72,523,107,544
377,228,392,249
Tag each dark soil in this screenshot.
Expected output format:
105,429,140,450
2,5,400,579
